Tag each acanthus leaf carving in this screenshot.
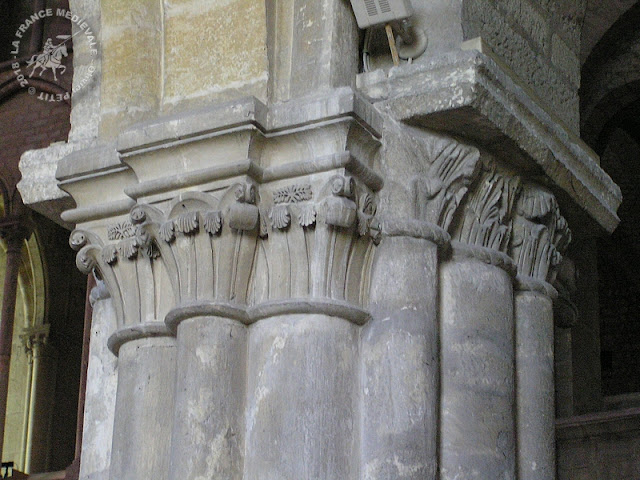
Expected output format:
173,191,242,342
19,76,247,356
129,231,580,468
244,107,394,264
117,237,140,260
453,161,521,252
415,138,482,230
297,204,317,228
509,183,572,282
102,244,118,265
159,221,176,243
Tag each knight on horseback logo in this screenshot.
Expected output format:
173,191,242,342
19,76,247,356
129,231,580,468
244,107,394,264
26,35,71,82
9,8,98,101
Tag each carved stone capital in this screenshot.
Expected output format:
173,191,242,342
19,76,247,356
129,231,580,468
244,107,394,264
0,216,33,253
508,183,572,283
20,324,51,358
70,174,382,352
414,136,482,231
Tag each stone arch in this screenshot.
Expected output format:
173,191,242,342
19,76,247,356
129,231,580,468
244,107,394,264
579,1,640,400
581,2,640,146
0,191,50,472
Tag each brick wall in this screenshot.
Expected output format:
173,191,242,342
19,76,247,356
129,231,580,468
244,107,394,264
0,91,71,191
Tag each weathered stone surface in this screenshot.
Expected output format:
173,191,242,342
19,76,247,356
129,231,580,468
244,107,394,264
79,289,117,480
244,314,359,479
163,0,269,106
109,337,176,480
362,236,440,480
169,317,246,479
358,46,621,234
99,0,162,138
516,289,555,480
440,254,516,480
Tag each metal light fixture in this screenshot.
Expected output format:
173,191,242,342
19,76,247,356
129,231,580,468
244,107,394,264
349,0,413,29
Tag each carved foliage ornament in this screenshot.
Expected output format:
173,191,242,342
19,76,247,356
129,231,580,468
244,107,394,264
414,138,482,231
411,137,571,283
508,183,572,282
453,161,521,252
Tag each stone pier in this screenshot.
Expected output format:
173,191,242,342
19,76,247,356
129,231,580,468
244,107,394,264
16,1,621,479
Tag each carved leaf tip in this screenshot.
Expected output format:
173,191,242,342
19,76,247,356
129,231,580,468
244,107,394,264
203,211,223,235
175,212,199,235
298,205,317,228
102,244,118,265
159,221,176,243
270,205,291,230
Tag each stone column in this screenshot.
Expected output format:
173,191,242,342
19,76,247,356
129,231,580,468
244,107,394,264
509,184,571,480
439,161,521,480
138,185,260,480
440,244,517,480
21,325,57,474
362,220,448,479
514,280,556,480
553,258,579,418
0,217,31,460
109,336,176,480
244,313,360,479
239,173,380,479
70,224,177,480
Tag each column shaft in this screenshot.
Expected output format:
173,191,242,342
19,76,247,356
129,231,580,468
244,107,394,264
440,255,516,480
109,337,176,480
362,235,440,479
244,314,359,479
169,316,246,479
555,327,574,418
0,227,28,460
516,289,555,480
